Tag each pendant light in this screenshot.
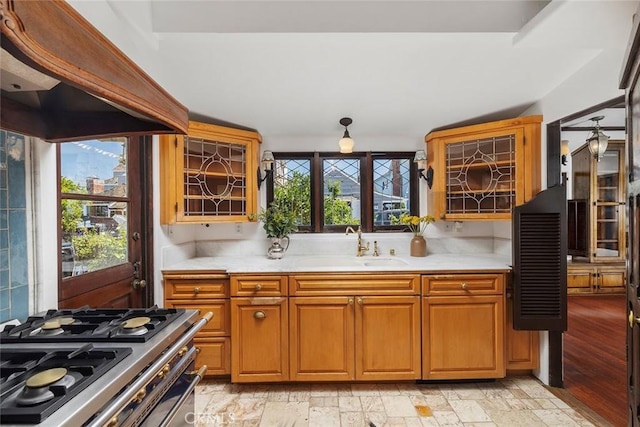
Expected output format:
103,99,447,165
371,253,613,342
586,116,610,161
338,117,354,153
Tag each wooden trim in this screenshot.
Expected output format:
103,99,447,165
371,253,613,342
0,0,188,140
558,96,625,124
425,115,543,142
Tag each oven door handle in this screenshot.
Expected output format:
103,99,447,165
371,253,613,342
157,365,208,427
86,312,212,427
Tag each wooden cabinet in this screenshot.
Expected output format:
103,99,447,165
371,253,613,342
230,275,289,382
569,141,626,263
567,263,626,294
424,115,542,221
163,272,231,376
422,273,506,379
289,274,421,381
160,121,261,224
567,141,626,294
231,297,289,382
506,297,539,371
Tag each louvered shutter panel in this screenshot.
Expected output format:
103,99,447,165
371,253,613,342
512,185,567,331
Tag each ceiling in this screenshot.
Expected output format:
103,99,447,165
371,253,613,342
67,0,638,141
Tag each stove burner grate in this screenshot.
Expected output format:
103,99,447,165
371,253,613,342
0,347,132,424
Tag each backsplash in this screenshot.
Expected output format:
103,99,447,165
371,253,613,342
194,234,509,259
0,130,29,322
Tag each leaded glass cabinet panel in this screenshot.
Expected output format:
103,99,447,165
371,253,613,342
425,116,542,221
160,121,260,224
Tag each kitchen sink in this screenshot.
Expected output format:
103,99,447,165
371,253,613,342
361,258,408,267
295,257,364,267
295,256,408,268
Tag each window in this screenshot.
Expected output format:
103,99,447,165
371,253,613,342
267,152,418,232
59,139,130,277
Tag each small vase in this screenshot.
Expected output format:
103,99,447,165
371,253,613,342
410,235,427,257
267,236,290,259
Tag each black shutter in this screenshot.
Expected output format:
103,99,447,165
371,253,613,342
512,185,567,331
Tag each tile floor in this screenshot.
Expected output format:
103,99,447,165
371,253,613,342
194,376,604,426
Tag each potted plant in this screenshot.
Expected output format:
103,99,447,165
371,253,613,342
257,202,298,259
399,213,435,257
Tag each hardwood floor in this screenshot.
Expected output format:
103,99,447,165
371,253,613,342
564,294,626,427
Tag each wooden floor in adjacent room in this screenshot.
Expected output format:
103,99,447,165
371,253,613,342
564,294,626,427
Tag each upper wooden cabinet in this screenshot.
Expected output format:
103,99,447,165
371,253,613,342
425,115,542,221
160,121,261,224
569,141,626,263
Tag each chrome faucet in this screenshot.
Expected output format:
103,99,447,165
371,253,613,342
345,226,369,256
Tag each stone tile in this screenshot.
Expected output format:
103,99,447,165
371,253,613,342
404,417,426,427
310,384,338,396
462,423,497,427
387,417,410,426
422,394,453,411
259,401,309,427
534,398,557,409
532,409,582,427
288,391,311,402
549,398,571,409
505,398,541,410
339,396,363,412
336,384,353,396
366,411,388,427
377,383,402,395
419,417,441,427
352,384,381,396
563,409,596,426
309,406,340,427
433,410,464,426
396,383,424,395
340,411,366,426
484,409,546,427
475,398,511,412
309,396,338,407
448,400,491,423
418,384,444,396
519,383,557,399
382,395,420,417
361,395,386,412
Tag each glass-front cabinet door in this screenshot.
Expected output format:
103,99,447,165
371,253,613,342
425,116,541,221
593,143,625,261
160,121,261,224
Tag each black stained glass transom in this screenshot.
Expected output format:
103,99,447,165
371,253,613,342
373,158,410,226
446,134,516,214
273,159,311,226
323,158,361,225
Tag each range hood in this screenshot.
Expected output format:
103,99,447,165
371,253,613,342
0,0,188,142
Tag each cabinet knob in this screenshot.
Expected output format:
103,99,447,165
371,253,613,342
357,297,363,305
348,298,354,306
461,283,468,290
254,311,266,320
255,283,263,291
194,287,200,294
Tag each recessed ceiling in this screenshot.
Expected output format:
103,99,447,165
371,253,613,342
68,0,637,140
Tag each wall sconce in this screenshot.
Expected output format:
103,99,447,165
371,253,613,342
414,150,433,189
561,140,570,165
257,150,274,189
338,117,354,153
586,116,610,161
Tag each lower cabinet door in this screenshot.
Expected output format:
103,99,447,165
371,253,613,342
506,298,539,370
289,297,355,381
423,295,505,379
195,337,231,376
356,296,421,380
231,298,289,382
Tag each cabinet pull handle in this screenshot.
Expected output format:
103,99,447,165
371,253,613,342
461,283,468,290
348,298,354,306
357,297,363,305
193,287,200,294
255,283,263,291
254,311,266,320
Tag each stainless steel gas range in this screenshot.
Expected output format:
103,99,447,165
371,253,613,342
0,307,211,426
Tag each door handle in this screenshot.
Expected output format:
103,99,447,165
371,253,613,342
132,279,147,289
629,311,640,328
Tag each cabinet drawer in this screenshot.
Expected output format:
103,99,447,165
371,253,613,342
164,299,230,336
422,274,504,296
567,269,592,289
290,274,420,296
231,275,287,296
195,337,230,376
164,274,229,298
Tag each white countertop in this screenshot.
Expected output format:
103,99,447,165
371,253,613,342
162,253,512,274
